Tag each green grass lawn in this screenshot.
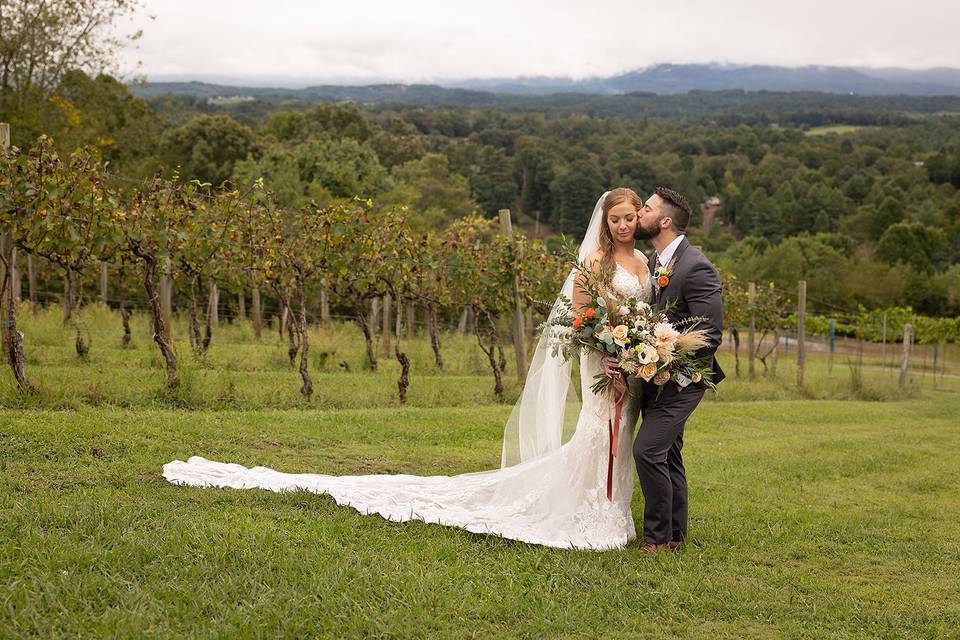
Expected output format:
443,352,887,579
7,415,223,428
3,397,960,638
2,305,959,638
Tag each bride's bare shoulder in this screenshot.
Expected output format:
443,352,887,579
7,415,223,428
584,249,605,271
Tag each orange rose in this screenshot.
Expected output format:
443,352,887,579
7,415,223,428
657,275,670,288
585,308,596,319
572,316,584,329
639,362,658,381
611,324,629,343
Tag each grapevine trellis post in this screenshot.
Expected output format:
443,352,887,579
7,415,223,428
828,318,836,374
160,259,173,342
1,122,9,355
99,262,108,305
797,280,806,389
899,323,913,388
251,286,262,338
320,289,330,327
8,247,20,308
747,281,756,378
371,297,380,336
499,209,528,384
381,294,392,357
26,254,38,313
881,311,888,371
208,282,219,329
0,121,23,381
771,326,779,376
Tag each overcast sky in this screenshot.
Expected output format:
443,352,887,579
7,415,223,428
118,0,960,85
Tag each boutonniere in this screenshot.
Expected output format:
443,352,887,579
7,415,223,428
654,259,675,291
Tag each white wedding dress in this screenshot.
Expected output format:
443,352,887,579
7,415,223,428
163,192,654,550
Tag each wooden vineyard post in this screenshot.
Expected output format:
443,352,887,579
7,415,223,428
771,327,779,376
99,262,108,305
881,311,888,372
370,297,380,336
0,123,8,352
27,254,38,313
0,121,32,389
407,303,415,341
320,288,330,327
747,282,756,378
208,282,219,329
796,280,806,389
10,247,20,305
381,294,392,358
251,286,263,339
499,209,528,384
160,259,173,342
899,323,913,388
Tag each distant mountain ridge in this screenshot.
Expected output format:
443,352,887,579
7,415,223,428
446,64,960,96
135,64,960,100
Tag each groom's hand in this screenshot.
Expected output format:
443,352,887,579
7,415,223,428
601,355,620,378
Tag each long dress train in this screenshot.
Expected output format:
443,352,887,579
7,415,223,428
163,263,650,550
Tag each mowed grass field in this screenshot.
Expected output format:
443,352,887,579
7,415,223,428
2,304,959,638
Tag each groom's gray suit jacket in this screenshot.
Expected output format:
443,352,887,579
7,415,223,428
648,237,725,388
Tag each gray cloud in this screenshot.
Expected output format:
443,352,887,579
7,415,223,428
119,0,960,84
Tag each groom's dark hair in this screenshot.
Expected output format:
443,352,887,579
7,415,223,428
655,186,692,233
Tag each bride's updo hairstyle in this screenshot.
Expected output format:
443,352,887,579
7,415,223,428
597,187,642,272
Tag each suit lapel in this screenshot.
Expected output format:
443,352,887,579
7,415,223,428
649,238,689,305
671,237,691,266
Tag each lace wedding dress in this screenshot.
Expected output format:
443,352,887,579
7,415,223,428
163,192,654,550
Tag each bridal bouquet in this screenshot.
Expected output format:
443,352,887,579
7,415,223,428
546,258,717,396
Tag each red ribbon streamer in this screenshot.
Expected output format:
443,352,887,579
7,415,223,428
606,383,626,502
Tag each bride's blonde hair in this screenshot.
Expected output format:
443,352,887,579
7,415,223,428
598,188,642,272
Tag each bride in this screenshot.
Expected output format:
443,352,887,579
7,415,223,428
163,188,653,551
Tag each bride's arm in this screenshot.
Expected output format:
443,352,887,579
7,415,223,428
575,251,619,376
573,250,604,314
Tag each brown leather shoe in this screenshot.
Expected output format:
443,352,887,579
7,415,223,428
639,542,672,554
666,540,685,551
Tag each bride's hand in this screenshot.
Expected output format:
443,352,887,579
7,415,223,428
601,355,620,378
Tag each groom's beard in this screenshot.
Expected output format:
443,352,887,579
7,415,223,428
634,222,661,241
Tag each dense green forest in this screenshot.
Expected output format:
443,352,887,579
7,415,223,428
7,70,960,316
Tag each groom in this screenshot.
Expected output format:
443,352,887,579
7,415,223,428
629,186,724,553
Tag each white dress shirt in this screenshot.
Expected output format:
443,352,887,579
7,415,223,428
656,235,686,267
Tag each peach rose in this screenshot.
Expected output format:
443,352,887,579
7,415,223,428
611,324,629,343
639,362,658,381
